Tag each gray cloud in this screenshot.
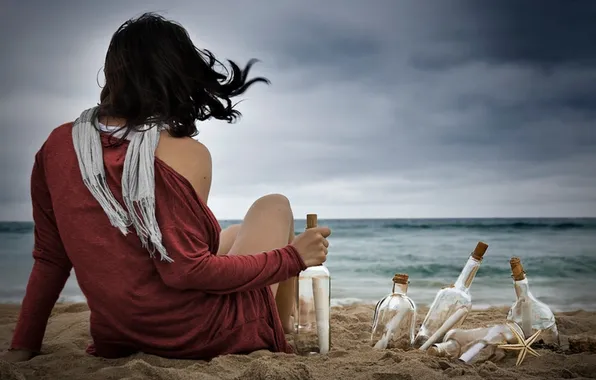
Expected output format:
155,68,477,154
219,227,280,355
1,0,595,220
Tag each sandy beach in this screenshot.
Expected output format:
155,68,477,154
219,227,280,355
1,303,595,380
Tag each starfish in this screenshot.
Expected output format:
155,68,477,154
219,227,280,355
498,322,542,366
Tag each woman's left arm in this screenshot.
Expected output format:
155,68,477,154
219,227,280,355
9,147,73,356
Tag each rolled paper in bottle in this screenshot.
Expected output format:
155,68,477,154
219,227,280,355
459,341,487,363
373,307,407,350
419,307,468,351
459,324,515,363
521,299,533,338
313,276,330,354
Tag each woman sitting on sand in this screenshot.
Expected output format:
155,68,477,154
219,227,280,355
2,12,330,362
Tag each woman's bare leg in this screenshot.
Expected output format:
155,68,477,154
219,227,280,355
216,224,242,256
227,193,297,333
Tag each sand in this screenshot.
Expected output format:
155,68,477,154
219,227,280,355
1,303,596,380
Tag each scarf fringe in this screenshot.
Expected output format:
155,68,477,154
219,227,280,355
72,106,173,262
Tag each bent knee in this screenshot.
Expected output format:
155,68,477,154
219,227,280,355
223,223,242,236
254,193,291,209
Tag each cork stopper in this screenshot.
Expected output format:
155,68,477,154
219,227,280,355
471,241,489,260
306,214,318,229
510,257,526,281
392,273,409,284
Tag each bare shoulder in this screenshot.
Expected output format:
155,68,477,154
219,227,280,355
156,133,213,202
161,134,211,162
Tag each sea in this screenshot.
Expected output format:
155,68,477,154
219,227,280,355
1,218,595,311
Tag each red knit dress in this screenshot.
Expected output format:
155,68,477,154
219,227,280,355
10,122,305,359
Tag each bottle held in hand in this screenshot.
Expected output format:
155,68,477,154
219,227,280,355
507,257,559,346
413,242,489,350
370,273,417,349
294,214,331,355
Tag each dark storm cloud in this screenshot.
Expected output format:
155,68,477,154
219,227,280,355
0,0,595,219
222,0,596,218
252,7,596,178
466,0,596,66
257,14,385,77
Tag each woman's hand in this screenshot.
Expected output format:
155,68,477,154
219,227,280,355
0,349,35,362
291,226,331,267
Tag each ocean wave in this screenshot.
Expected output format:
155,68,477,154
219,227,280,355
349,256,596,280
380,220,593,231
329,298,596,311
0,222,34,234
3,219,594,235
353,263,510,279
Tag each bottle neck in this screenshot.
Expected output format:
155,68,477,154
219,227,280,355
454,256,482,291
305,225,324,268
304,227,324,271
433,340,460,357
513,277,533,300
392,282,408,295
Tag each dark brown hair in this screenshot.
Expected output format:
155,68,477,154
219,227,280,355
98,12,269,138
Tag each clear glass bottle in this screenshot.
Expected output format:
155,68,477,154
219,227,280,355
429,324,517,364
458,324,518,364
413,242,489,350
428,326,492,358
506,257,559,346
294,214,331,355
370,273,417,350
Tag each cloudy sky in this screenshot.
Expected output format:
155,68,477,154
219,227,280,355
1,0,595,220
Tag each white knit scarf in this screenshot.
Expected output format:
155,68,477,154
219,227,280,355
71,106,173,262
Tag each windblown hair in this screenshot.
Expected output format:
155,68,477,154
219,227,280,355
98,12,270,138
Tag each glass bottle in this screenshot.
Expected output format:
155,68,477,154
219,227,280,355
429,324,517,364
370,273,417,350
294,214,331,355
413,241,489,350
506,257,559,346
428,326,492,358
458,324,518,364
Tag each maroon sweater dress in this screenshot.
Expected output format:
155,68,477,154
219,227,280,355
10,122,306,359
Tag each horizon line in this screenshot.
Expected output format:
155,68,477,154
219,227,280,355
2,216,596,223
